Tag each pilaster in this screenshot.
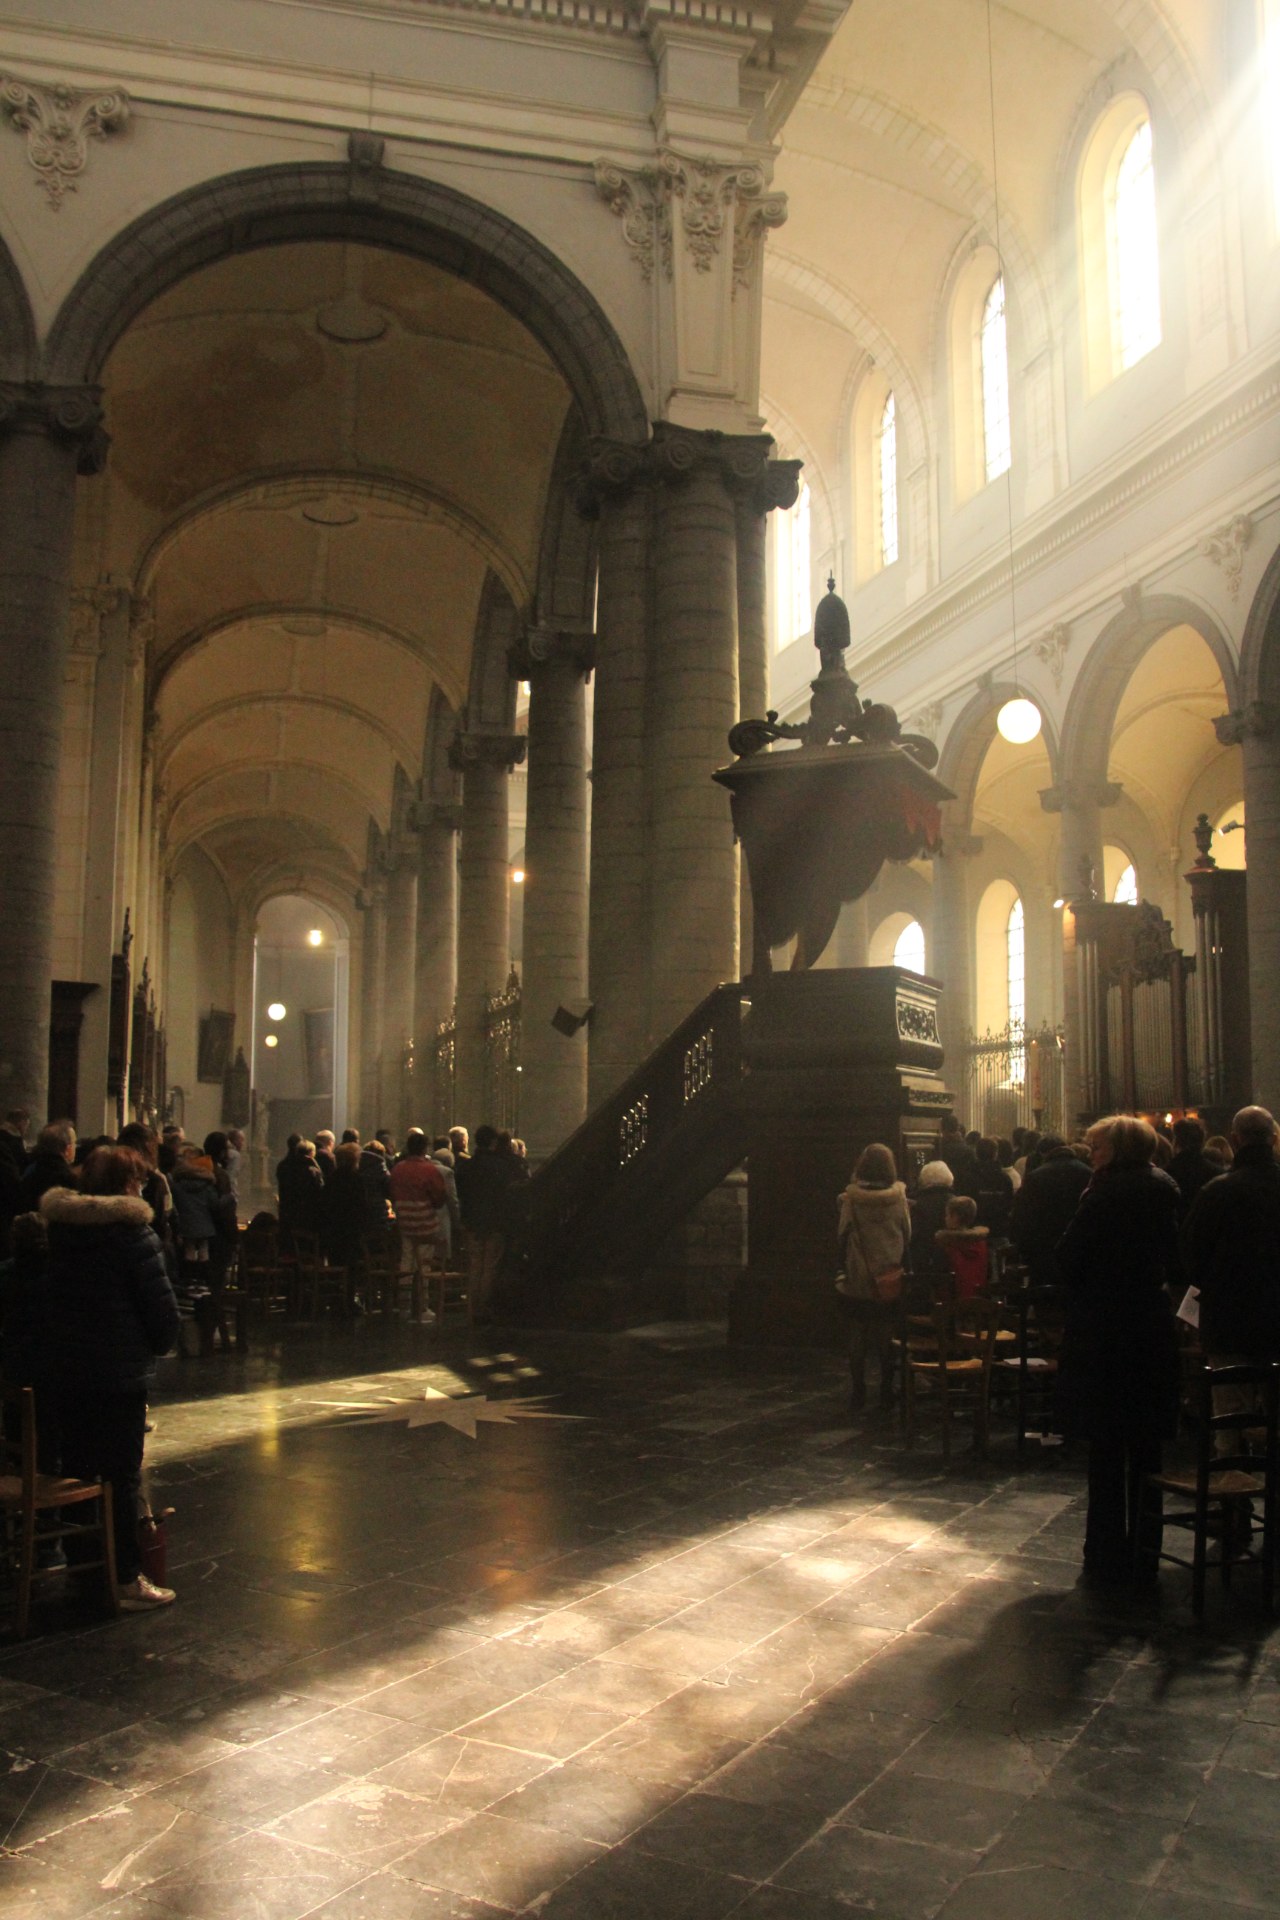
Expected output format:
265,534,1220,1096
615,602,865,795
1219,703,1280,1107
451,729,525,1129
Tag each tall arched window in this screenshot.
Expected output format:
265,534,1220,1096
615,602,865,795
893,917,925,973
1006,894,1025,1031
877,391,899,567
771,481,811,649
981,278,1011,483
1113,862,1138,905
1110,119,1161,370
1080,94,1162,391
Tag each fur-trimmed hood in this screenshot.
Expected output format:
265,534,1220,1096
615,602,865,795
39,1188,151,1229
839,1180,908,1210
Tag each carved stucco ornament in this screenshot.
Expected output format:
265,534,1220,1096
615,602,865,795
592,161,671,281
1200,514,1253,601
595,152,781,281
0,74,130,209
1033,622,1071,686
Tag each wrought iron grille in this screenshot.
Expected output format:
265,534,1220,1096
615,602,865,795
954,1023,1066,1138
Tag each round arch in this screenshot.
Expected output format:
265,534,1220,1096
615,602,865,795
0,230,36,382
158,690,420,777
244,869,358,931
43,161,648,442
152,605,461,708
1060,594,1240,786
937,682,1062,829
136,467,531,616
165,757,386,840
1240,535,1280,711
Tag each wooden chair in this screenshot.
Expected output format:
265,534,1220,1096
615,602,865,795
418,1239,471,1330
1139,1361,1280,1620
0,1385,119,1637
1000,1283,1066,1461
358,1231,398,1316
239,1215,289,1324
288,1230,350,1320
902,1294,1002,1462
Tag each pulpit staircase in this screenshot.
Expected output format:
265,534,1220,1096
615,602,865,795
519,983,751,1313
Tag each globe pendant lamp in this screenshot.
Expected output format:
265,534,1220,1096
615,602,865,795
996,695,1042,744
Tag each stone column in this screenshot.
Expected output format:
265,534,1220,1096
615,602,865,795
76,585,135,1136
577,445,651,1105
451,730,525,1128
647,426,786,1043
514,623,592,1159
359,877,387,1128
380,851,417,1138
733,461,800,974
1041,778,1121,1127
0,385,106,1120
413,800,460,1125
1226,706,1280,1106
932,819,982,1056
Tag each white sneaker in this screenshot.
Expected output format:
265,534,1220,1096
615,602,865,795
119,1574,176,1611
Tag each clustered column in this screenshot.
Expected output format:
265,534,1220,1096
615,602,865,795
931,818,981,1052
1041,777,1122,1126
576,428,799,1092
413,799,460,1126
515,623,592,1158
1231,705,1280,1107
0,384,107,1120
380,848,418,1137
451,730,525,1129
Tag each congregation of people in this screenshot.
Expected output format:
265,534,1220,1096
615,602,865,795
837,1106,1280,1589
0,1106,529,1620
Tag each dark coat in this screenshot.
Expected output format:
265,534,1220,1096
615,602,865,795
974,1161,1014,1236
1055,1163,1182,1443
936,1138,981,1200
909,1186,953,1290
357,1146,392,1228
39,1188,180,1396
1183,1143,1280,1358
20,1151,77,1207
278,1151,325,1239
1010,1150,1091,1283
324,1167,369,1268
1169,1147,1222,1220
456,1151,517,1236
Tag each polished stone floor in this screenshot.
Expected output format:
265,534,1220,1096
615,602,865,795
2,1316,1279,1920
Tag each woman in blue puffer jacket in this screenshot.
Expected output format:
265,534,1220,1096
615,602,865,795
40,1144,180,1611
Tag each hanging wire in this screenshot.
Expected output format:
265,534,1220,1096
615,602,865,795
984,0,1024,695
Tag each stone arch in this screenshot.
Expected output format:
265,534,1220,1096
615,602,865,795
158,690,419,777
937,682,1063,828
466,571,520,730
1239,535,1280,712
243,867,357,932
1060,593,1240,787
151,605,459,708
422,686,461,804
136,468,531,615
534,408,597,630
43,160,648,442
0,230,36,382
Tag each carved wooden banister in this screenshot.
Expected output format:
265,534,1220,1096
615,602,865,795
523,982,750,1281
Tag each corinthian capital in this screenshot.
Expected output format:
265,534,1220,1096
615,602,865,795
0,381,109,473
509,624,596,679
659,151,770,273
0,73,130,210
449,729,527,774
1039,779,1123,815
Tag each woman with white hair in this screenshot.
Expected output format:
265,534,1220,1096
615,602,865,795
836,1143,911,1412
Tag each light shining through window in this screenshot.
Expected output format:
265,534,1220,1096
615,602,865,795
878,392,899,567
1111,119,1161,370
1113,862,1138,905
893,917,925,974
772,482,812,649
981,277,1011,483
1007,894,1026,1084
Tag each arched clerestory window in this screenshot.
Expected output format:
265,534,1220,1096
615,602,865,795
770,480,812,649
877,391,899,567
1080,93,1162,390
980,277,1012,483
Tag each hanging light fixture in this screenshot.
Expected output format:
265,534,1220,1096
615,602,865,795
985,0,1042,751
